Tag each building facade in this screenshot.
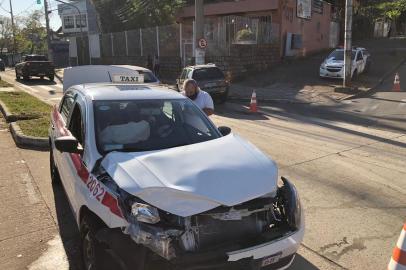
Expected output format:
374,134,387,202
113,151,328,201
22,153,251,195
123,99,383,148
177,0,339,57
57,0,100,36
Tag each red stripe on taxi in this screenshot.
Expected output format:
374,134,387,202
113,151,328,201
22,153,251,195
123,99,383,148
102,192,124,218
70,153,89,184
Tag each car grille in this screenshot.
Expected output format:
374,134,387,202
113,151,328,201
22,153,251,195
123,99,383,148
327,67,342,72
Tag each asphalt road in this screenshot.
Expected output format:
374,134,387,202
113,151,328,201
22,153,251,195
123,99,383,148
0,68,405,270
1,69,63,105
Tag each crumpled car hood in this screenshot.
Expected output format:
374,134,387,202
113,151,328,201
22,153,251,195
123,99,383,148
101,134,278,217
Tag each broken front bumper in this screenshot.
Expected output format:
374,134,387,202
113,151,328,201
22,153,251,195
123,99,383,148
172,224,304,270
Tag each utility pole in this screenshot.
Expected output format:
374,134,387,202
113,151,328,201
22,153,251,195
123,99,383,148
343,0,353,87
44,0,53,61
195,0,204,65
9,0,16,64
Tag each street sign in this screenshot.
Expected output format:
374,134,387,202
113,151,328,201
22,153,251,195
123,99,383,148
198,38,207,49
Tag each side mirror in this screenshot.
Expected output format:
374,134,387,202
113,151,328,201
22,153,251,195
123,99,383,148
218,126,231,136
54,136,83,154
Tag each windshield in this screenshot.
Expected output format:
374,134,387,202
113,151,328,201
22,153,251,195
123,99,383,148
94,99,221,153
192,67,225,81
328,50,356,61
137,70,158,83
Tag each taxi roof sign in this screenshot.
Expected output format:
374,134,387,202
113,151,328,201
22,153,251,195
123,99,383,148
112,74,144,84
63,65,150,92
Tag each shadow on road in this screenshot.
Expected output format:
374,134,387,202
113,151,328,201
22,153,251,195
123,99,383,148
289,254,321,270
52,183,84,270
217,100,406,148
16,78,57,86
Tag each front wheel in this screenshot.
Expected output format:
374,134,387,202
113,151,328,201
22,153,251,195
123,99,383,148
81,215,105,270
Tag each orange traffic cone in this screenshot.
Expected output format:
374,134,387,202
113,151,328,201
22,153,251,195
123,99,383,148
393,73,401,92
249,90,258,113
388,223,406,270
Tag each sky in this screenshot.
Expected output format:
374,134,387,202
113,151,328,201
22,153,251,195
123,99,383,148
0,0,62,30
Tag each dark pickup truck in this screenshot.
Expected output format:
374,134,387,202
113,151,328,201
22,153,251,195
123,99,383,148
15,55,55,81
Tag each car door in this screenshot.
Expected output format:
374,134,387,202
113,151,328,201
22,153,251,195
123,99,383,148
52,92,76,169
178,68,187,91
57,100,88,215
356,51,365,73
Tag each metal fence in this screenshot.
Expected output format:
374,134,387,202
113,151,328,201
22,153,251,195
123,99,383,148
94,16,279,58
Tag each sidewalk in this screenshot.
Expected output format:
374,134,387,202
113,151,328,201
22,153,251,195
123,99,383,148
229,38,406,104
0,116,68,270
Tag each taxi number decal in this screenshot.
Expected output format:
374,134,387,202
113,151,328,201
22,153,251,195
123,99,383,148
86,177,105,202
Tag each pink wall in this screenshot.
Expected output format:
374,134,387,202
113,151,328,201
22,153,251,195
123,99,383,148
177,0,279,19
280,0,332,56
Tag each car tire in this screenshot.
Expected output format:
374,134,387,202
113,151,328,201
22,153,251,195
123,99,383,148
80,214,105,270
352,69,358,79
49,75,54,82
50,147,61,184
217,90,229,104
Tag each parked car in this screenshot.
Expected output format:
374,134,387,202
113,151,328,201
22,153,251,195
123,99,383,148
15,54,55,81
50,65,304,270
0,59,5,71
176,64,230,103
320,47,370,79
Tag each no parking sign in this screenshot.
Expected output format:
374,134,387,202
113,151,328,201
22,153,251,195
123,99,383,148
198,38,208,49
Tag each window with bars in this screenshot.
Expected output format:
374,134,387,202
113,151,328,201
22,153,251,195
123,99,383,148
75,14,87,28
63,15,74,29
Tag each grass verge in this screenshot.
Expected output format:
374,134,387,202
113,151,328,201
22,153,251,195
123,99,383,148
0,80,13,87
0,91,51,137
17,117,50,138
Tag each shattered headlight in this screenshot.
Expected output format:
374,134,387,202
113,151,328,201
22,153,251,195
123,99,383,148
131,203,160,224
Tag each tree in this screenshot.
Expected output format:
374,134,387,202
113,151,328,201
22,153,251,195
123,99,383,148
15,10,47,54
91,0,186,32
0,16,13,55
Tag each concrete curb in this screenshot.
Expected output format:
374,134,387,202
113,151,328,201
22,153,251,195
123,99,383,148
9,122,49,151
228,96,311,105
0,100,18,122
343,57,406,100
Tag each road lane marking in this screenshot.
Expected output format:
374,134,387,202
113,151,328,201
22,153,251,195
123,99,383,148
37,85,57,91
17,83,39,93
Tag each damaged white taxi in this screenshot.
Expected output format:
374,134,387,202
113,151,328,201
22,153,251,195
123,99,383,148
49,65,304,270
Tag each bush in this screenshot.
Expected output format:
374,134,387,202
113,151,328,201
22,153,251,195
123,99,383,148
236,29,256,42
